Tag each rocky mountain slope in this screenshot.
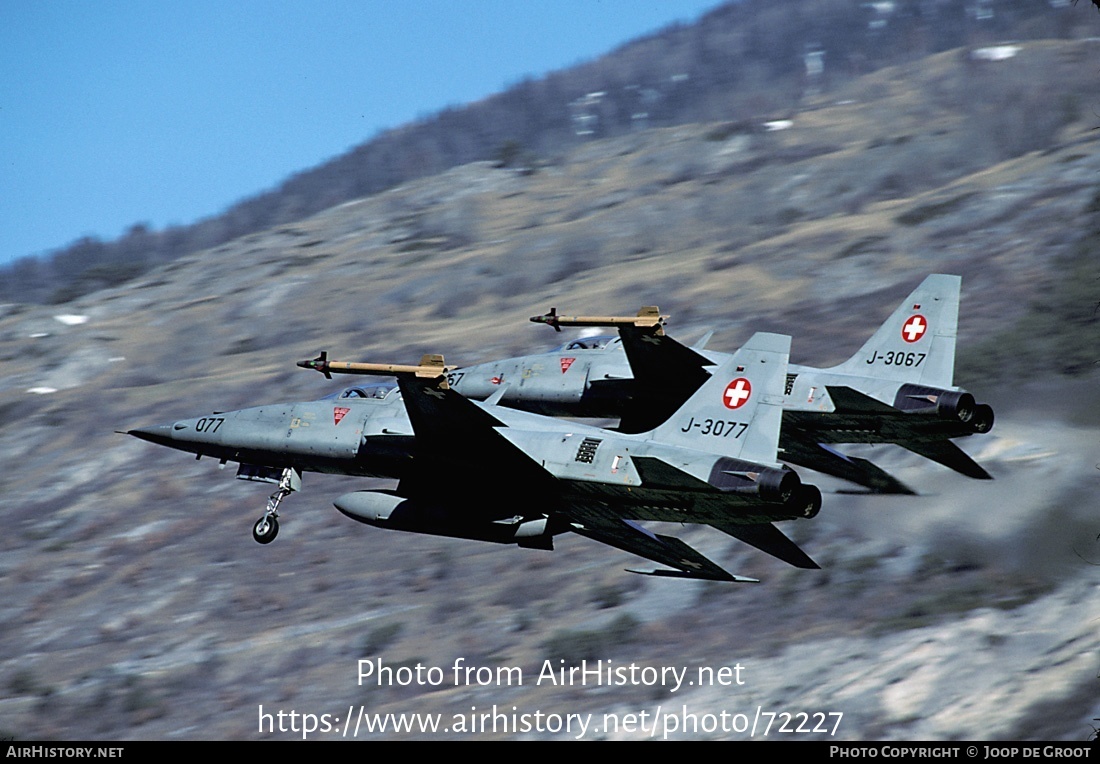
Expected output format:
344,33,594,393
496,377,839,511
1,40,1099,740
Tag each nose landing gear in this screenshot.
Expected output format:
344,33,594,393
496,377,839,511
253,514,279,544
251,467,300,544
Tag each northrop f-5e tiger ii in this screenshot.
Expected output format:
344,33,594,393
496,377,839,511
449,274,994,495
129,333,822,582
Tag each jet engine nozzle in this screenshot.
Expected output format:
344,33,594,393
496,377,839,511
787,484,822,519
752,467,801,504
730,468,800,505
970,403,995,434
935,390,976,423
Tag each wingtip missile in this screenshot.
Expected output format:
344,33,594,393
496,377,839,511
297,351,451,383
529,305,667,334
297,351,332,378
529,307,562,331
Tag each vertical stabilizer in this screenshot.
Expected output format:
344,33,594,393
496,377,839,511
832,274,959,388
646,332,790,464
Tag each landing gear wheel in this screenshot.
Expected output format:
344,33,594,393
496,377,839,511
253,515,279,544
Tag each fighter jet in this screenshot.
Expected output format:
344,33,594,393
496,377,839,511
449,275,994,495
129,333,821,581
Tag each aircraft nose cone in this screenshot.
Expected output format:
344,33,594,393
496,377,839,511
127,424,176,447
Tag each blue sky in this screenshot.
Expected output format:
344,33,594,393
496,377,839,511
0,1,725,267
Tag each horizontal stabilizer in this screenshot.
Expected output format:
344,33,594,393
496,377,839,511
629,564,758,583
627,535,754,581
632,456,718,493
570,517,739,581
826,386,898,414
711,521,820,569
900,439,992,480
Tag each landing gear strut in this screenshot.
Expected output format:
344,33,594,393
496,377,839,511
251,467,300,544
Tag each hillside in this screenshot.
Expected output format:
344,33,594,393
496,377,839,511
2,0,1093,306
1,39,1099,740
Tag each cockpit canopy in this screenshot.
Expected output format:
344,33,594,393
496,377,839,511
320,382,398,401
551,335,618,352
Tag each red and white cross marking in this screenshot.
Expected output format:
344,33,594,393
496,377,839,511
722,378,752,409
901,314,927,343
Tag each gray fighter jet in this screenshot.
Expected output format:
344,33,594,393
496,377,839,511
449,275,993,494
129,333,822,581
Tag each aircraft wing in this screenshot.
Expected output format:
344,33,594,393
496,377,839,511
709,521,820,569
616,325,714,433
397,370,762,580
392,367,557,497
564,505,752,582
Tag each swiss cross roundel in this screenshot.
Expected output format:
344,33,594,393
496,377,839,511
901,314,928,343
723,378,752,409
